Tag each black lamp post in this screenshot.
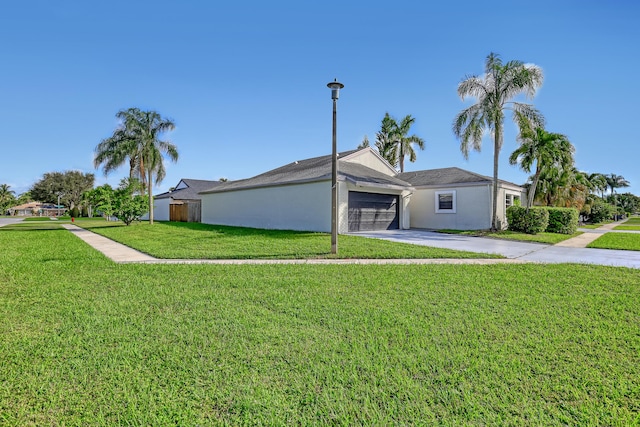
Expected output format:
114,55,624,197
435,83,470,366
327,79,344,254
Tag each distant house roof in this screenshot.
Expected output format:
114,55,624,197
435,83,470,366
397,167,523,189
200,151,413,194
155,179,222,200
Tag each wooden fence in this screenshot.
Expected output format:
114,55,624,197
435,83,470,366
169,201,201,222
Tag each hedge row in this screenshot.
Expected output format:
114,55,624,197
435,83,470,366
506,206,579,234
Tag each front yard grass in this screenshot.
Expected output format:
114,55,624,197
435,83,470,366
0,228,638,425
75,220,501,259
588,232,640,251
614,216,640,231
439,229,582,244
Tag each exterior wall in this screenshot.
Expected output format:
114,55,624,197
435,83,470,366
341,149,397,176
409,185,493,230
201,181,331,232
141,197,172,221
153,198,172,222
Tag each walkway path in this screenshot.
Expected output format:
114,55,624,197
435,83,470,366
62,224,527,266
61,222,640,268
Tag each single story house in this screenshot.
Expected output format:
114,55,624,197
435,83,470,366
146,179,222,222
398,168,524,230
7,202,65,217
199,147,526,232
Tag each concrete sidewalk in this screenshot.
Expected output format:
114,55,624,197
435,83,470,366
62,223,640,269
556,221,627,248
62,224,528,266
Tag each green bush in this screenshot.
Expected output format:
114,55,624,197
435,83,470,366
506,206,549,234
545,207,579,234
588,199,615,223
70,206,80,218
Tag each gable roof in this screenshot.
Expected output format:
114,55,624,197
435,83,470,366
155,178,222,200
201,150,413,194
397,167,523,189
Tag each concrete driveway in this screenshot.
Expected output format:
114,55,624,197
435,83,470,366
352,229,640,269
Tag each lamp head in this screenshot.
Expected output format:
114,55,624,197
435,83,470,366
327,79,344,100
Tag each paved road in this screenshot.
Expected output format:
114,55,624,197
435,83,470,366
0,218,23,227
352,229,640,269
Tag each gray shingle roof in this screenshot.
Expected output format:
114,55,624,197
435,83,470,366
155,179,222,200
201,150,412,194
397,167,523,188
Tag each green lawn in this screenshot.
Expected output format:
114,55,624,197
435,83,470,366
588,232,640,251
438,229,581,244
0,228,638,425
614,217,640,231
70,220,501,260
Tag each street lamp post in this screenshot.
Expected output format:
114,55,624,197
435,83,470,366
327,79,344,255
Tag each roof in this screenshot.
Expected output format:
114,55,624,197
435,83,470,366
397,167,523,189
155,179,222,200
201,150,413,194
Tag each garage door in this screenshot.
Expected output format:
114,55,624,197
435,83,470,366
348,192,399,232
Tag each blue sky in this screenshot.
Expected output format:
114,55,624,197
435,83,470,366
1,0,638,197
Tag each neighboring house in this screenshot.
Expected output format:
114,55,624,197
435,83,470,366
397,168,525,230
199,147,526,232
146,179,222,222
7,202,65,217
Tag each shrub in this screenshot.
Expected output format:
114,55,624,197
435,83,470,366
588,199,615,223
506,206,549,234
545,207,579,234
69,206,80,218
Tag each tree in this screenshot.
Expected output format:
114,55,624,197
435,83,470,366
94,108,178,224
587,173,608,198
112,178,148,225
375,113,397,166
375,113,425,172
453,52,544,230
0,184,16,213
83,184,116,220
605,173,630,208
357,135,370,149
30,171,95,208
509,113,574,208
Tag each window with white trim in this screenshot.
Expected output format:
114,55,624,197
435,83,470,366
435,190,456,213
505,194,520,208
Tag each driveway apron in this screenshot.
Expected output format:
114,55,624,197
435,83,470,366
352,229,640,269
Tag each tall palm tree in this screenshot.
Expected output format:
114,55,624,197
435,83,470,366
0,184,16,212
453,52,544,230
508,113,574,208
605,173,630,208
393,114,425,173
587,172,608,199
375,113,425,172
94,108,178,224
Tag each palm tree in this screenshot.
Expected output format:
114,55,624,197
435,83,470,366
587,173,608,198
0,184,16,213
508,113,574,208
392,114,425,173
605,173,630,209
375,113,425,172
94,108,178,224
453,52,544,230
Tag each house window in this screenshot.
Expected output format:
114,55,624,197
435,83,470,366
505,194,520,208
435,190,456,213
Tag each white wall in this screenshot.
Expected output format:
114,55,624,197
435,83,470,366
201,181,331,232
409,185,492,230
140,197,172,221
342,149,396,176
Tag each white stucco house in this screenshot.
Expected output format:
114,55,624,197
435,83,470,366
199,147,526,232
